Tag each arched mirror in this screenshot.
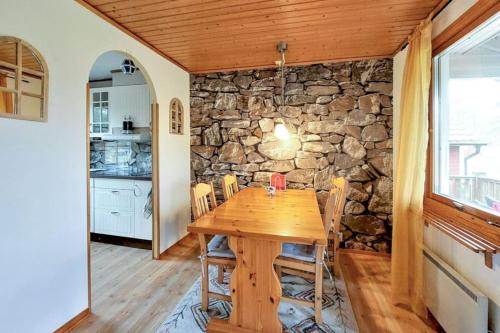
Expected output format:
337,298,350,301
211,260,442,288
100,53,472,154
0,36,48,121
169,97,184,134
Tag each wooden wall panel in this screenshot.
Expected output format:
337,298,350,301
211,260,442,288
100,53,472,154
76,0,443,73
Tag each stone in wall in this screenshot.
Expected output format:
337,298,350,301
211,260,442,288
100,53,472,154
190,58,394,252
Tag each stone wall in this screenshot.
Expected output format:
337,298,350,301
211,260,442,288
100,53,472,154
190,59,393,252
90,140,152,173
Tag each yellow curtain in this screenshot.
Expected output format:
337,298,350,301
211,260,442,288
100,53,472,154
391,17,432,318
0,73,14,113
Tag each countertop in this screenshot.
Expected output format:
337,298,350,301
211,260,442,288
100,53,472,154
90,169,152,181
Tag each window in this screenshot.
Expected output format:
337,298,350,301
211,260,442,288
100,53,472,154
0,36,48,121
169,98,183,134
432,14,500,218
91,90,109,133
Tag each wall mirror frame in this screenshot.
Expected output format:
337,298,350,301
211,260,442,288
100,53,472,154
169,97,184,134
0,36,48,122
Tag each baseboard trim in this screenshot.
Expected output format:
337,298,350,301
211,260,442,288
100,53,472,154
159,232,194,259
339,248,391,257
53,308,90,333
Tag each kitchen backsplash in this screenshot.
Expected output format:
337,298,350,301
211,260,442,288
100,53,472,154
90,140,152,173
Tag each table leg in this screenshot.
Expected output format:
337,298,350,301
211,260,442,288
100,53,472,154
207,236,283,333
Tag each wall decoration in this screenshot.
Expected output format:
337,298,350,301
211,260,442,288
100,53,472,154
170,97,184,134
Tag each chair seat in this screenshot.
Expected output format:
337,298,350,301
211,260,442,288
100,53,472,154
280,243,316,263
207,235,235,259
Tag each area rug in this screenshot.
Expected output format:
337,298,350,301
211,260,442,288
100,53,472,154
157,266,358,333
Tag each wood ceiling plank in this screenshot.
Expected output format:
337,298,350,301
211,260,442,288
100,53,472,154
77,0,442,72
185,50,394,73
167,39,400,58
151,23,420,49
111,0,271,22
173,41,396,61
93,0,226,13
127,1,436,34
137,14,431,45
115,0,434,27
160,32,406,55
141,14,425,44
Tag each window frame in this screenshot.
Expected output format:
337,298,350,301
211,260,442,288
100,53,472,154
0,36,48,122
169,97,184,135
426,3,500,230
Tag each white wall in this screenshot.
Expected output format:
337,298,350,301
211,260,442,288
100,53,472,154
0,1,190,332
393,0,500,330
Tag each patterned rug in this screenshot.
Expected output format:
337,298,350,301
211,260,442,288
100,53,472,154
157,266,358,333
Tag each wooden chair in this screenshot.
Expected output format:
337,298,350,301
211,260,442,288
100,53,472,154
329,178,348,277
274,177,348,324
191,182,236,311
221,174,239,201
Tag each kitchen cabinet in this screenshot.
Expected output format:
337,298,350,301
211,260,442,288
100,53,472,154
94,210,134,237
90,178,95,232
133,180,152,240
90,84,150,136
110,85,151,129
90,178,152,240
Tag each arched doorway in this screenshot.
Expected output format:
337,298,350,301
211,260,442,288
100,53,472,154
86,50,160,309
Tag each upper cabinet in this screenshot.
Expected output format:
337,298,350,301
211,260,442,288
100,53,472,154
90,84,150,135
90,89,109,134
110,84,150,129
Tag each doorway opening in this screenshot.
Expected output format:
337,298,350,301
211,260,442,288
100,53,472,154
86,50,160,309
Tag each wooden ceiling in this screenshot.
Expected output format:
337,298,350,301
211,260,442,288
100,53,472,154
77,0,444,73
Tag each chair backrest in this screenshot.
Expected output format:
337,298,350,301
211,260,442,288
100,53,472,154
191,182,218,219
222,174,239,201
270,173,286,191
322,177,348,238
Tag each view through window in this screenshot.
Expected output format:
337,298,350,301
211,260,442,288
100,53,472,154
433,14,500,217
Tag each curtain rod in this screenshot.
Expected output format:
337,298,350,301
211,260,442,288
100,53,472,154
394,0,453,54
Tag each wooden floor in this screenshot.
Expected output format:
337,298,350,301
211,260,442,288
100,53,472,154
341,250,439,333
71,235,200,333
71,236,437,333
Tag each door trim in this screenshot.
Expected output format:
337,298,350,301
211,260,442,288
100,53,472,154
152,103,160,259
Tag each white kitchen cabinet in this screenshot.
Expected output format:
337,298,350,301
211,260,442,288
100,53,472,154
91,178,152,240
94,188,134,211
94,209,134,237
89,84,150,137
109,85,150,129
133,180,152,240
90,178,95,232
90,88,110,134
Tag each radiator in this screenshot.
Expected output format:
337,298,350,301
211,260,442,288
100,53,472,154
423,247,489,333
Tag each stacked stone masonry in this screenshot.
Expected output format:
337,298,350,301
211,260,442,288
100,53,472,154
190,59,393,252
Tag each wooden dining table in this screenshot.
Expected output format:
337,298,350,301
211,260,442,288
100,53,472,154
187,187,327,333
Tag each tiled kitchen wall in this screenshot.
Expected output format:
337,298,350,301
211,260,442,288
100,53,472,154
90,140,152,173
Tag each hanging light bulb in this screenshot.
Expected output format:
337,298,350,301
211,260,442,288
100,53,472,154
274,120,290,140
274,41,290,141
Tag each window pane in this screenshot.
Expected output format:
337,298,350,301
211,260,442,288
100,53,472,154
93,125,100,133
0,39,17,65
101,92,108,101
22,45,43,72
93,105,101,123
433,15,500,216
0,66,16,114
93,92,100,102
20,94,42,118
102,107,108,122
21,73,42,95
